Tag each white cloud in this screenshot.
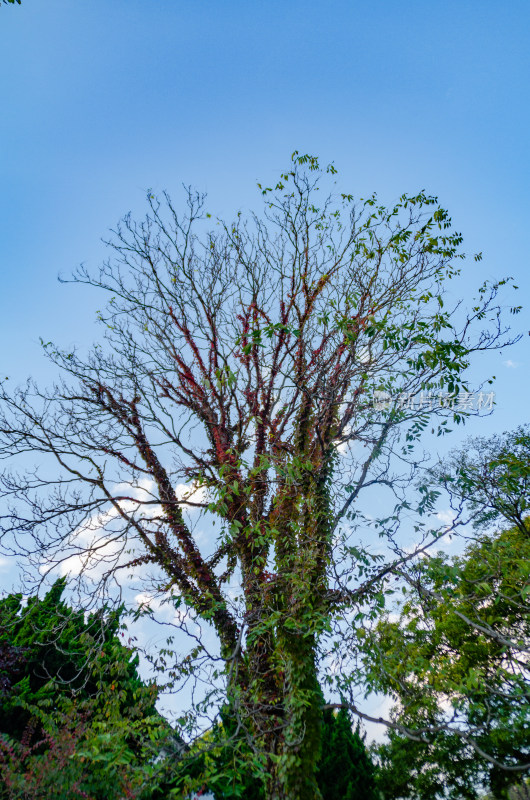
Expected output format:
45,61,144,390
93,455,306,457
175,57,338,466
40,477,209,584
436,508,456,529
401,542,429,559
334,424,354,455
175,482,208,507
134,592,166,613
357,346,372,365
504,359,520,368
42,502,143,581
54,533,126,579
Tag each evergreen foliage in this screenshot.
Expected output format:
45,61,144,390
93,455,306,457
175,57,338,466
0,578,157,741
318,706,377,800
0,581,169,799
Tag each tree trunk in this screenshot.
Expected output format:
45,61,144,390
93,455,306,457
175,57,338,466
264,630,323,800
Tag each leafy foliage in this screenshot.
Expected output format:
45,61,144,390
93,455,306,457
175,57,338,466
0,581,172,799
373,728,481,800
318,706,377,800
0,578,157,741
168,702,378,800
364,428,530,798
435,425,530,536
0,698,165,800
366,522,530,798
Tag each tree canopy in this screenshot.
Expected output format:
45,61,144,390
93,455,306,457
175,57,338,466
435,425,530,536
367,430,530,799
0,581,173,799
0,578,157,741
0,153,517,799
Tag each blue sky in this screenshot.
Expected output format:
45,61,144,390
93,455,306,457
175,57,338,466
1,0,528,420
1,0,529,574
1,0,529,734
0,6,528,527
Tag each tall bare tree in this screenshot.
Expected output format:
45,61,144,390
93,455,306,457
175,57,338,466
0,154,515,798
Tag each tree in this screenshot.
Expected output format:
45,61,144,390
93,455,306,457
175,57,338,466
435,425,530,537
0,578,158,741
0,581,171,800
0,153,515,799
369,526,530,797
318,706,377,800
373,728,482,800
365,431,530,799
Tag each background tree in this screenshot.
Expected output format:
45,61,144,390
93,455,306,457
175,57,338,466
0,578,158,741
435,425,530,537
0,154,515,799
0,581,172,800
318,705,377,800
365,430,530,799
373,728,482,800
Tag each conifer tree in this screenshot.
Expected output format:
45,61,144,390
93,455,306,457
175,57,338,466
318,706,377,800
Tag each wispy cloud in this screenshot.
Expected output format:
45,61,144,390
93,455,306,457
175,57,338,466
175,482,208,506
436,509,456,528
504,359,520,368
41,478,210,582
